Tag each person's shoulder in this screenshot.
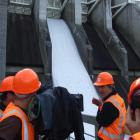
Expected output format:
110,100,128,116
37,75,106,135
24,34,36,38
0,116,22,140
130,132,140,140
103,101,115,106
103,102,118,110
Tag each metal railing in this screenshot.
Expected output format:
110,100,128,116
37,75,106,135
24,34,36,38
81,0,100,15
8,0,33,15
81,0,137,23
111,0,140,19
81,0,99,23
112,2,128,19
10,0,32,5
47,0,69,18
67,114,98,140
83,114,98,139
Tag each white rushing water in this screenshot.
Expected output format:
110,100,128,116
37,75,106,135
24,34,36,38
47,18,98,116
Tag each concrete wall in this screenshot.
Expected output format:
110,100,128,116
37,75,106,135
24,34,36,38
0,0,8,81
62,0,75,24
89,0,128,78
90,1,106,35
62,0,94,74
114,3,140,59
33,0,52,77
136,1,140,9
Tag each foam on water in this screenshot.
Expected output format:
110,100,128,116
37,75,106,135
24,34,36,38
47,18,98,116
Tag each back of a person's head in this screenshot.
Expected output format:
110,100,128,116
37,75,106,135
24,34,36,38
0,76,14,93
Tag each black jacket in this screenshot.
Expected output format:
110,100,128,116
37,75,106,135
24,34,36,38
52,87,85,140
35,87,85,140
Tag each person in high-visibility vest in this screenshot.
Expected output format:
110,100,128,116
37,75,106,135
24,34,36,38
0,68,41,140
0,76,15,115
126,78,140,140
92,72,126,140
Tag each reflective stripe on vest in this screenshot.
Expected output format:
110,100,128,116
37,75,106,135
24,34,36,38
0,109,3,118
3,109,28,140
99,127,124,139
99,96,125,139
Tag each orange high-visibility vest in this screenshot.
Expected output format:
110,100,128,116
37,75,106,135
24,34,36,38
0,102,34,140
98,94,126,140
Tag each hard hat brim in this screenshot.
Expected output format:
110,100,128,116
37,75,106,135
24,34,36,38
13,81,41,95
93,82,114,86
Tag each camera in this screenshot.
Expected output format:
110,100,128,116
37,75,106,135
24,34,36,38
71,94,84,112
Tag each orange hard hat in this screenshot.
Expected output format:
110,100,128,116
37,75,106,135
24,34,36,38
13,68,41,95
128,78,140,104
94,72,114,86
0,76,14,93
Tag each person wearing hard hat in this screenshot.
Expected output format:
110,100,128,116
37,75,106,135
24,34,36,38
126,78,140,140
0,76,15,114
0,68,41,140
92,72,126,140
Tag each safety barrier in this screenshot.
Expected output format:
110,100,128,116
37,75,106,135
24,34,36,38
67,114,98,140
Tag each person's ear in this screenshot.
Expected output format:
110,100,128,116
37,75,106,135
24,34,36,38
7,93,15,102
